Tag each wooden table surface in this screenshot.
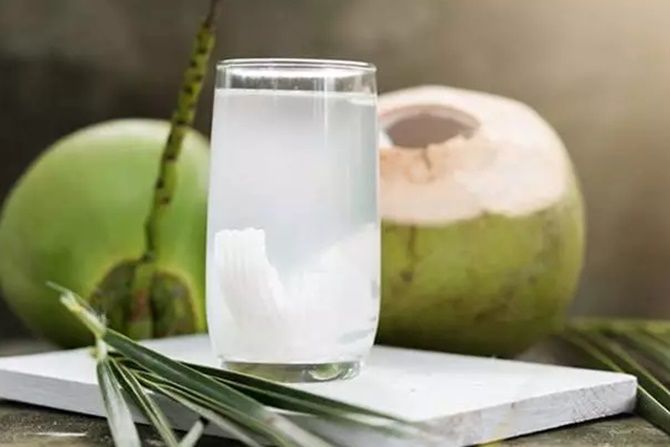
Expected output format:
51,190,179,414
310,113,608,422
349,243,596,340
1,339,668,446
0,400,668,446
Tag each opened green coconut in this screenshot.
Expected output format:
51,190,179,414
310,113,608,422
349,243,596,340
378,85,585,357
0,120,209,346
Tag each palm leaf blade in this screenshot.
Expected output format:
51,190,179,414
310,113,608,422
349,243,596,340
57,286,435,446
108,358,179,447
114,354,430,441
183,361,404,421
96,357,142,447
566,327,670,409
636,387,670,434
139,376,264,447
114,354,407,427
103,329,334,447
178,419,207,447
612,330,670,381
562,322,670,436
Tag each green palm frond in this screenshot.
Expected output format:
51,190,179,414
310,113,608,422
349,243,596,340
108,358,180,447
55,286,437,447
561,318,670,435
94,340,142,447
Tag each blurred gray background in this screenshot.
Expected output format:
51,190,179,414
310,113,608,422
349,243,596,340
2,0,670,341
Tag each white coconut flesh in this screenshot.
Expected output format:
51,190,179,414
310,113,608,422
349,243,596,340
379,85,572,225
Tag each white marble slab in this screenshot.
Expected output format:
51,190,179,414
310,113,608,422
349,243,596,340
0,335,636,446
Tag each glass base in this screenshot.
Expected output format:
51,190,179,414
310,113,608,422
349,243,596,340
222,360,361,383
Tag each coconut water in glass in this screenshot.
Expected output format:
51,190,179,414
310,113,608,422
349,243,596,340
206,59,379,382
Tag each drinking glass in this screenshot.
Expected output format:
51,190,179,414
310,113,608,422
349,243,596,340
207,58,379,382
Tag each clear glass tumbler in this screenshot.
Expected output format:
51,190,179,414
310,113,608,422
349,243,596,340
207,58,379,382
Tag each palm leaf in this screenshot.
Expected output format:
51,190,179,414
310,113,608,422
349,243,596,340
59,289,334,447
58,286,438,447
570,317,670,333
103,329,335,447
95,344,142,447
635,387,670,434
183,361,404,422
108,358,180,447
642,328,670,344
612,330,670,378
139,375,264,447
562,320,670,436
179,419,207,447
113,354,407,426
570,328,670,407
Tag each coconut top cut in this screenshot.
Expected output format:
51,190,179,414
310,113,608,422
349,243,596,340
379,85,572,225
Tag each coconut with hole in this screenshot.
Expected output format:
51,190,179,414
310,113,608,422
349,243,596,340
378,85,585,357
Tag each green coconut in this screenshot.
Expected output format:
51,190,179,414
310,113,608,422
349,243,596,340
378,85,585,357
0,119,209,347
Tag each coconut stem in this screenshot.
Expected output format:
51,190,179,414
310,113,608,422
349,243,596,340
128,0,222,339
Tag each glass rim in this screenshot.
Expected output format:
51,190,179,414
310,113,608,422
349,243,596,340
217,58,376,73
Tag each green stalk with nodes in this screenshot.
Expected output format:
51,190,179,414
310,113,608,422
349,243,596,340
128,0,222,339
